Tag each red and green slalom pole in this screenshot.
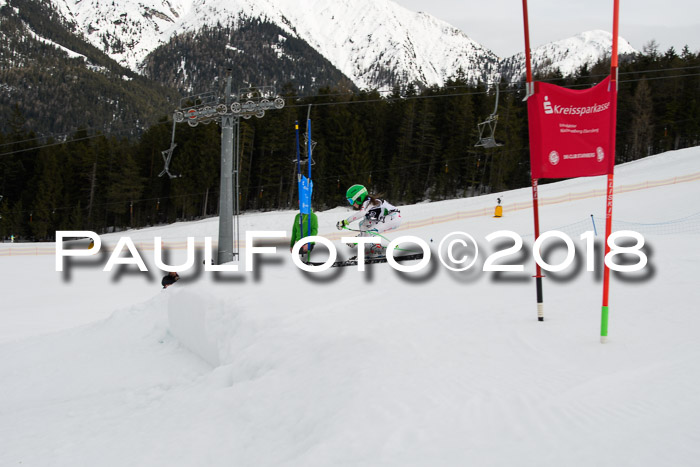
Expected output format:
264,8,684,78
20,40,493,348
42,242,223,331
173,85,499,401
601,0,620,343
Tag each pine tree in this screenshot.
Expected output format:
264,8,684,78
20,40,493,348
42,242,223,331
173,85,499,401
0,197,10,239
489,91,526,192
436,75,476,198
411,93,439,201
388,97,416,202
627,79,654,161
105,149,145,227
30,148,63,240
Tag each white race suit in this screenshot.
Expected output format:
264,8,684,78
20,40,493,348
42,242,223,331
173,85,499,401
343,198,401,238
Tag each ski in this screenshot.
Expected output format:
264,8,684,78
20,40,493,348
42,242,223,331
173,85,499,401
306,252,424,268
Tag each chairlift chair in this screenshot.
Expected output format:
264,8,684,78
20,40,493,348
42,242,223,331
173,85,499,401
290,129,317,167
475,84,503,149
159,119,182,179
303,130,317,166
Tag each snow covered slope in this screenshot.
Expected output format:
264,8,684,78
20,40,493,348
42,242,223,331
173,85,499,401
2,147,699,465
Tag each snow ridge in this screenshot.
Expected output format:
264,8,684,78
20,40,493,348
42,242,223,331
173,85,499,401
502,30,637,81
49,0,635,89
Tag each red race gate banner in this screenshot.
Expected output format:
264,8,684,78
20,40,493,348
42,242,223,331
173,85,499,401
527,76,615,179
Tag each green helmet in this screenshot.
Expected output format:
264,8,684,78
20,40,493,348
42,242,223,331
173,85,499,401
346,184,368,206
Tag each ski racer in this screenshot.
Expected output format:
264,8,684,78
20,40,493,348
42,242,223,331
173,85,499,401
336,184,401,254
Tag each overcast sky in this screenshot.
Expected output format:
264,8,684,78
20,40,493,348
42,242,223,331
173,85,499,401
392,0,700,57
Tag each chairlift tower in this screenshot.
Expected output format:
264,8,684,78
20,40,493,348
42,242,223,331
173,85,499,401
165,70,285,264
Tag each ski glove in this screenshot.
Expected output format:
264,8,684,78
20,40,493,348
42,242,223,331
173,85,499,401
336,219,348,230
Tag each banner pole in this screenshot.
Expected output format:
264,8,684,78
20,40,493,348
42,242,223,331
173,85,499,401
601,174,614,342
532,178,545,321
306,105,313,257
523,0,543,320
294,121,304,258
522,0,534,97
601,0,620,343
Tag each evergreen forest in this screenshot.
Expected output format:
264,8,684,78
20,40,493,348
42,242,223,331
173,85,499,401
1,43,698,241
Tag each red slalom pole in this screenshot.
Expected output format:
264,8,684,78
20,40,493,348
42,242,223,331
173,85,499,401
532,178,545,321
522,0,533,90
523,0,544,320
601,0,620,343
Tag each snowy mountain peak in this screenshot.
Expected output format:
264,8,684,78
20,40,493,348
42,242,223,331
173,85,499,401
501,30,638,81
49,0,635,90
49,0,499,89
